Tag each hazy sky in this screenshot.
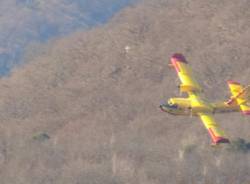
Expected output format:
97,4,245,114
0,0,136,75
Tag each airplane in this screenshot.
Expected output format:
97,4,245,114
160,53,250,145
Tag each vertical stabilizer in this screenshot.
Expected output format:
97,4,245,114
227,81,250,115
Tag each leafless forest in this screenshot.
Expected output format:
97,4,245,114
0,0,250,183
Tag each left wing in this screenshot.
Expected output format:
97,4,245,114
170,53,202,94
199,112,230,145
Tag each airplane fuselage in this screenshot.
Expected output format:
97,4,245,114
160,97,240,116
159,53,250,145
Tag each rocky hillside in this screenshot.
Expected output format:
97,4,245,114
0,0,250,183
0,0,135,75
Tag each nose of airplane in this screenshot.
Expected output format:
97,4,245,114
159,100,168,112
159,104,166,112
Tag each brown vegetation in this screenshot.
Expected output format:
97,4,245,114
0,0,250,183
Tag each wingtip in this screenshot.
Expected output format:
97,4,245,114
171,53,188,64
213,137,230,145
227,80,241,85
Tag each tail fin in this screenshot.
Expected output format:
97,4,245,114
226,80,250,115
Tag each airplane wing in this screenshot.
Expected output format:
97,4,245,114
198,112,230,145
170,53,202,94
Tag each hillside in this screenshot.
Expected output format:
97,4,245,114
0,0,250,183
0,0,135,75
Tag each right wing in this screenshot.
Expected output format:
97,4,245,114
170,53,202,94
199,113,230,145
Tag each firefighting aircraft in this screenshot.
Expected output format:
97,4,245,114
160,53,250,145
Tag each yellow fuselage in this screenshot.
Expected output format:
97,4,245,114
160,97,240,116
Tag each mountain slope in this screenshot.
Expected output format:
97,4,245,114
0,0,250,183
0,0,136,75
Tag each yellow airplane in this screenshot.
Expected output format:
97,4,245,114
160,53,250,145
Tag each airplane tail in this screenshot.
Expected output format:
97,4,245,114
226,80,250,115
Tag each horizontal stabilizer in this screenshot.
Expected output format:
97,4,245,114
227,80,250,115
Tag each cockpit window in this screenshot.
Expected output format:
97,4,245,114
163,101,178,109
160,100,178,109
168,104,178,109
